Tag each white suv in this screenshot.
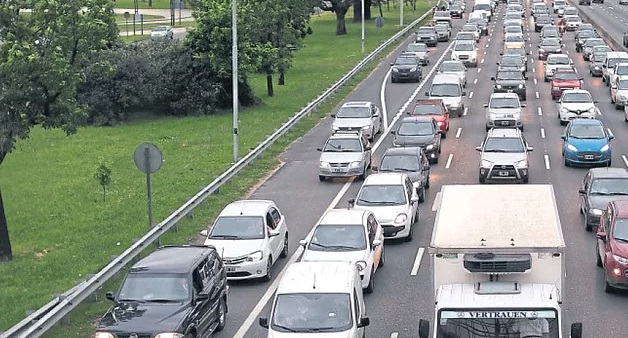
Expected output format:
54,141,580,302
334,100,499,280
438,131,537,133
451,40,478,67
350,173,419,241
201,200,288,281
300,209,384,293
484,93,526,131
331,101,383,141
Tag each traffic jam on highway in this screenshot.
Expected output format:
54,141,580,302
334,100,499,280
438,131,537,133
93,0,628,337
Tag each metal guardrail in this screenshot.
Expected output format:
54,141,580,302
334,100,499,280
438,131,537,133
567,0,627,52
2,8,435,338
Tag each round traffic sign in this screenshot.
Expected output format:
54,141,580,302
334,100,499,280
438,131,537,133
134,143,163,174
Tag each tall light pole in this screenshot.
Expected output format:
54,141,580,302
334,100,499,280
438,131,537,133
232,0,239,162
400,0,403,26
361,0,365,53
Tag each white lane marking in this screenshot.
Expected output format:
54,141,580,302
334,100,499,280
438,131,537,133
607,128,614,137
598,110,603,116
410,248,425,276
566,50,569,54
477,68,482,73
538,107,542,116
622,155,628,168
231,40,458,338
481,58,485,64
544,154,551,170
390,333,399,338
530,57,534,63
380,68,393,130
445,154,454,169
463,106,469,116
431,191,442,212
535,91,539,99
533,67,536,72
484,50,487,55
469,91,474,98
474,78,478,84
534,78,538,85
488,38,491,42
541,128,546,139
486,44,489,48
529,43,532,47
456,127,462,138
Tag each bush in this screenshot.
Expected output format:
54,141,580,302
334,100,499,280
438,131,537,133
77,41,259,126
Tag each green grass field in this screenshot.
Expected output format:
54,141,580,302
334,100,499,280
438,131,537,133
118,19,195,34
115,13,163,22
0,4,432,335
112,0,173,9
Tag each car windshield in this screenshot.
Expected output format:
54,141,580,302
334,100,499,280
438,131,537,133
430,83,461,96
380,154,421,171
336,106,370,118
407,44,428,52
570,124,605,139
616,66,628,75
397,121,434,136
566,16,580,22
454,43,474,51
501,56,522,65
457,33,474,40
537,17,551,23
594,46,611,53
395,57,418,65
593,53,607,62
543,30,559,38
613,218,628,242
590,178,628,195
578,31,595,38
153,26,168,31
437,310,559,338
434,12,449,17
505,35,524,42
490,97,520,108
564,9,577,15
584,39,604,47
439,62,464,72
541,39,560,47
497,71,523,80
451,5,461,10
578,24,593,31
503,49,524,57
562,92,591,103
555,0,566,5
435,25,449,32
506,27,523,34
356,184,407,206
506,14,520,20
118,273,190,302
474,4,491,10
554,72,578,80
418,27,435,34
618,80,628,90
209,216,265,239
548,56,570,65
462,25,476,32
483,137,525,152
608,58,628,68
413,104,443,115
271,293,352,333
308,224,366,251
323,138,362,152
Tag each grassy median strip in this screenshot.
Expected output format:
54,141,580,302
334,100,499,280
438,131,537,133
0,4,431,334
115,13,164,22
112,0,174,9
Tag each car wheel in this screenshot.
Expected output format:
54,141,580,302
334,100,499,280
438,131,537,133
564,156,570,167
425,174,430,188
418,187,426,203
262,256,273,282
616,104,622,110
584,213,593,232
391,77,397,83
364,268,375,294
318,175,326,181
544,77,549,82
405,222,414,242
579,203,584,214
605,279,614,293
378,246,385,267
596,244,603,267
431,157,439,164
441,131,447,138
280,233,289,258
479,176,485,184
216,297,227,331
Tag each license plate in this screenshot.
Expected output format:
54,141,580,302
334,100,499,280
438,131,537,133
226,266,237,272
584,155,594,160
499,171,509,176
501,121,510,126
332,168,344,172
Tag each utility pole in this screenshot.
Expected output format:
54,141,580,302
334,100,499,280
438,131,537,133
232,0,239,162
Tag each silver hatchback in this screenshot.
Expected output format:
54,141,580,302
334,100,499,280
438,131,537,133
318,131,372,181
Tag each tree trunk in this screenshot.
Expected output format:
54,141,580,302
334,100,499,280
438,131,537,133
278,68,285,85
365,0,372,19
379,1,384,16
0,186,13,262
353,0,372,21
266,72,274,97
335,9,348,35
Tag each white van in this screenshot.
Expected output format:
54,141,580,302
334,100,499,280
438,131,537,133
425,74,466,117
469,11,489,22
602,51,628,85
259,261,370,337
473,0,493,21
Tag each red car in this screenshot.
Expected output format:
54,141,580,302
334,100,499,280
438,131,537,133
408,100,449,137
596,200,628,293
551,69,581,100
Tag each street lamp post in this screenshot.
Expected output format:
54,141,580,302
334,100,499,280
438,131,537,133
232,0,239,162
361,0,365,53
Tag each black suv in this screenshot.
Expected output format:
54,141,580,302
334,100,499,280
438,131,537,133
96,245,228,338
491,70,528,101
390,55,422,83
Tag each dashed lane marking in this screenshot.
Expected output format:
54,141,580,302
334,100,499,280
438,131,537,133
410,248,425,276
463,107,469,116
456,127,462,138
538,107,542,116
544,154,551,170
445,154,454,169
541,128,545,139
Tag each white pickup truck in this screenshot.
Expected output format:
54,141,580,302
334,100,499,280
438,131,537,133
417,184,583,338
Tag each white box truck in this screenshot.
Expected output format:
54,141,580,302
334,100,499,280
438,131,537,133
418,184,583,338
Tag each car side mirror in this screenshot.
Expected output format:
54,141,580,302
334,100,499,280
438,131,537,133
424,91,430,96
500,52,504,55
299,239,307,247
609,135,615,140
373,112,379,117
423,164,430,170
365,146,372,151
196,291,210,301
578,188,586,194
527,51,531,55
317,147,323,152
391,130,396,135
521,103,527,107
406,111,412,115
524,75,529,80
462,91,467,96
390,62,394,66
527,146,534,152
372,239,382,246
602,64,607,68
571,323,583,338
596,232,607,242
358,317,371,328
561,134,566,140
419,319,430,338
411,195,419,203
475,146,482,151
330,113,336,117
490,76,495,80
259,317,269,328
269,230,280,237
593,100,599,103
372,165,378,171
483,103,489,107
105,291,115,302
611,85,617,89
200,229,208,237
496,62,500,65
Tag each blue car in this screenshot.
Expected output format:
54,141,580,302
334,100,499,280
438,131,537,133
562,119,614,166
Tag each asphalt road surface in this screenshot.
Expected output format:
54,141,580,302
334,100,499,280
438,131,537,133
568,0,628,46
207,3,628,338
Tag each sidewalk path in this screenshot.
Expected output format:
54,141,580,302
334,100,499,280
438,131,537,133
119,26,188,37
114,8,195,23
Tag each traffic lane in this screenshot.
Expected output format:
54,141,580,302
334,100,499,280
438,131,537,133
213,19,457,338
572,1,628,43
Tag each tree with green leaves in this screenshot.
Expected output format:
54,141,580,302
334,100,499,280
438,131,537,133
0,0,119,261
320,0,353,35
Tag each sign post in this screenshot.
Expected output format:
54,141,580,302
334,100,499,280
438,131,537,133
133,143,163,247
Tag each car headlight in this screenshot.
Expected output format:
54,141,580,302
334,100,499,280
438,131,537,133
247,250,264,261
426,143,437,150
518,84,524,89
349,161,362,167
561,107,568,114
410,67,418,72
588,107,596,113
613,254,628,265
356,260,367,271
332,125,339,131
394,213,408,224
392,68,399,72
450,102,460,108
556,48,562,53
590,208,603,216
155,334,185,338
539,49,545,53
566,143,578,152
94,333,115,338
496,84,502,89
413,181,420,189
552,87,560,90
515,160,528,168
600,144,610,152
481,159,492,168
361,125,370,130
320,161,330,168
437,121,443,126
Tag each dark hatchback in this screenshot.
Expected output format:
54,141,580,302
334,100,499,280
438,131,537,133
491,70,528,100
390,55,422,83
534,15,553,32
497,55,526,75
95,245,229,338
391,116,442,163
579,168,628,231
373,147,431,202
